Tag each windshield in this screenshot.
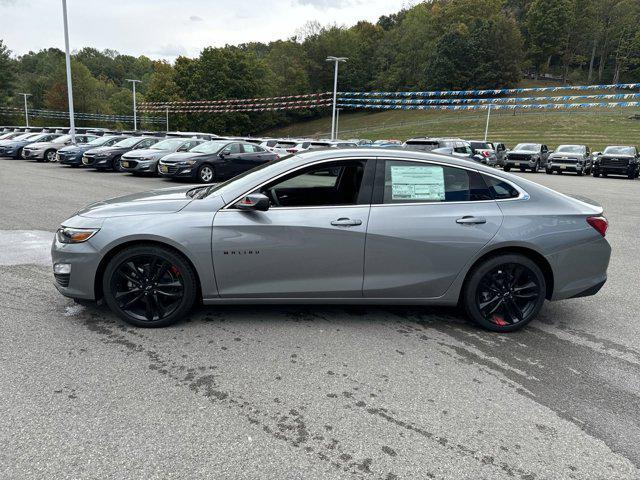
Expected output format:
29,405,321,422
556,145,585,154
151,138,186,150
55,135,72,143
190,140,228,154
470,142,493,150
28,134,48,142
87,135,118,146
603,146,635,156
514,143,540,152
113,137,144,148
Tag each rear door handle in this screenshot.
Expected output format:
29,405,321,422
331,218,362,227
456,216,487,225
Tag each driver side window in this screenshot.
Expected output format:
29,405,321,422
223,143,242,155
259,160,367,208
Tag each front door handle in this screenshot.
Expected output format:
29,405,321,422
456,216,487,225
331,218,362,227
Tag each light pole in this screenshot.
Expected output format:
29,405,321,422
336,108,342,139
484,104,493,142
326,56,347,141
166,107,169,132
61,0,75,143
126,79,141,130
17,93,32,127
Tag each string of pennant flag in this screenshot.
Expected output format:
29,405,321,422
0,106,165,124
139,91,332,108
138,99,333,114
336,101,640,111
338,83,640,98
336,92,640,106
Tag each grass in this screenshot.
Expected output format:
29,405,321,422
262,108,640,151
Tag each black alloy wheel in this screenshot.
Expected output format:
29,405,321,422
103,245,197,327
463,254,546,332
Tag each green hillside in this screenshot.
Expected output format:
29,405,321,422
262,108,640,151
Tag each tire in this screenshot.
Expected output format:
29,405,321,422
44,149,56,163
102,245,197,328
545,168,553,174
577,169,583,176
519,167,525,172
197,164,215,183
592,171,599,177
462,254,546,333
14,148,23,159
112,155,123,172
503,166,511,172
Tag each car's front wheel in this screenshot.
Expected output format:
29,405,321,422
44,149,56,162
102,245,197,327
198,164,215,183
462,254,546,332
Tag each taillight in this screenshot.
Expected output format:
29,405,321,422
482,151,490,157
587,216,608,237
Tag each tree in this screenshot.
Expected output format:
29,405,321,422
525,0,572,74
0,40,16,107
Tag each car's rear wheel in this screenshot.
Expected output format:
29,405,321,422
462,254,546,332
503,166,510,172
102,245,197,328
198,164,215,183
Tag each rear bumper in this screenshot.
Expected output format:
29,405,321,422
547,236,611,301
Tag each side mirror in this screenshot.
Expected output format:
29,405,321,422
236,193,270,211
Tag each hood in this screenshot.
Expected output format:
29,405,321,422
160,151,206,163
25,141,60,149
122,148,166,160
600,153,634,158
85,146,119,155
58,145,85,154
77,185,195,218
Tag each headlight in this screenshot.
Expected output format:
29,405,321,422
56,227,100,244
179,160,197,166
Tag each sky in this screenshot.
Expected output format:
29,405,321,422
0,0,410,61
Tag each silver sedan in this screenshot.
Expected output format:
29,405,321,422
52,149,611,332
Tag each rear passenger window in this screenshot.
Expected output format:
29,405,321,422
482,175,520,199
382,160,491,203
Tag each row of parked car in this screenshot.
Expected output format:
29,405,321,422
401,137,640,180
1,125,639,182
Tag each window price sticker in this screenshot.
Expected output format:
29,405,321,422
390,165,445,201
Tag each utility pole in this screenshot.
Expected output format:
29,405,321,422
125,79,141,130
17,93,32,127
326,56,347,141
61,0,76,143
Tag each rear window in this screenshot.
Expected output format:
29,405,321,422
404,141,439,152
470,142,493,150
482,175,520,200
275,141,296,148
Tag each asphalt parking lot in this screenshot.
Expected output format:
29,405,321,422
1,158,639,480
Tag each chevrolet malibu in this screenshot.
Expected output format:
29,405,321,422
22,134,97,162
52,149,611,332
120,137,205,175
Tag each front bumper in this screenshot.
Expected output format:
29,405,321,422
51,234,102,300
22,149,45,160
547,162,584,173
58,152,84,165
593,164,636,175
82,155,111,168
158,163,197,178
0,147,18,157
121,158,158,173
504,158,536,168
